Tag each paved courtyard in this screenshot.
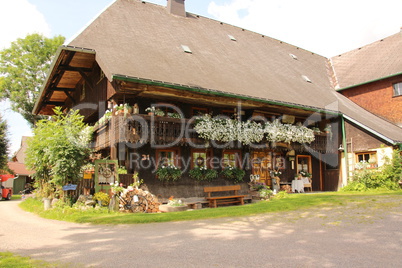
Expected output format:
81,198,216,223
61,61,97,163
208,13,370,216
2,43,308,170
1,196,401,267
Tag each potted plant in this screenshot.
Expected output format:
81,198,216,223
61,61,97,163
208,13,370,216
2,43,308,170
145,106,156,115
154,109,165,117
156,165,182,182
114,104,124,115
220,166,245,183
299,170,311,178
189,167,218,182
145,106,165,116
311,127,321,134
324,124,331,133
41,182,55,210
159,196,188,212
270,168,282,177
117,166,127,175
167,112,181,119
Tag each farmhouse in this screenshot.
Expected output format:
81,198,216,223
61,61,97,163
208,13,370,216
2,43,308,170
33,0,402,198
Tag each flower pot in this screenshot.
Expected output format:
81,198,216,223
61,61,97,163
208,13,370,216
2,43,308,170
159,204,187,213
43,198,52,210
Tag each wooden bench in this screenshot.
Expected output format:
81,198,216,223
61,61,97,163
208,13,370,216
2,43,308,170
204,185,246,208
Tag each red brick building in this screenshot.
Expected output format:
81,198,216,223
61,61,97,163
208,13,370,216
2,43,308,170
329,30,402,177
331,30,402,127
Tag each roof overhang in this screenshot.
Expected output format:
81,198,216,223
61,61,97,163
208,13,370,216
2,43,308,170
112,74,341,118
343,114,400,145
336,72,402,92
33,46,96,115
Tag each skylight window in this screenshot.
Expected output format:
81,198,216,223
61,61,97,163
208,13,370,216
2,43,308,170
228,34,236,41
289,53,298,60
302,75,312,83
181,45,192,53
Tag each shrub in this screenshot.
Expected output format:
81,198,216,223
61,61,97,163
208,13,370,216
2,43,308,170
93,192,110,206
189,167,218,182
274,191,289,199
220,166,245,183
342,149,401,192
156,165,182,182
259,188,273,200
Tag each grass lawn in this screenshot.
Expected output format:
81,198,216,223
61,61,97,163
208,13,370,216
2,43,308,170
0,252,70,268
19,191,402,225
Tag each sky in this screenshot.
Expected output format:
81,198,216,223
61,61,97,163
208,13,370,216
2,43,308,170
0,0,401,156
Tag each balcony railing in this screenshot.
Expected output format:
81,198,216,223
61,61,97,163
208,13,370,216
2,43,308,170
92,114,330,152
92,114,203,151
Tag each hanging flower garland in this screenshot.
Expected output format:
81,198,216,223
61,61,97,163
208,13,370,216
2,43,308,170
194,115,315,145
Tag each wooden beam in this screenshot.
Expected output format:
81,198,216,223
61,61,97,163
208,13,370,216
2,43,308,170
44,101,65,106
49,87,75,92
59,65,93,73
78,70,94,91
64,90,76,105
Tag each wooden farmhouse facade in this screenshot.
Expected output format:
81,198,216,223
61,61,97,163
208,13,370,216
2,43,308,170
33,0,402,198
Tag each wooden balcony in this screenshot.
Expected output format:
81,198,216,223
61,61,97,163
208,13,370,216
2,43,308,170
92,114,331,153
92,114,203,151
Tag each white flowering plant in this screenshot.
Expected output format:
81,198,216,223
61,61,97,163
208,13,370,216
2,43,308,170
145,106,156,113
194,115,315,145
96,110,112,126
156,165,182,182
167,196,186,206
271,169,282,177
145,106,165,116
355,160,371,170
299,170,312,177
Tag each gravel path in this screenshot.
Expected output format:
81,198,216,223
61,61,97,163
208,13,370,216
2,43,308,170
1,196,401,267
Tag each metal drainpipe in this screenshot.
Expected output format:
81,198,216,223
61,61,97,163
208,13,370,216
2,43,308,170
341,115,348,187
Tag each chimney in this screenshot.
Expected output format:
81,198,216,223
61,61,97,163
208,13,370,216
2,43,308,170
167,0,186,17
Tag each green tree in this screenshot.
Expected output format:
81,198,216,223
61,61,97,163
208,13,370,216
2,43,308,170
0,113,9,170
26,107,92,198
0,33,65,126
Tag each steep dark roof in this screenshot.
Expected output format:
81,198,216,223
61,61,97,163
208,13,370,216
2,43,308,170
69,0,335,110
40,0,401,143
330,31,402,90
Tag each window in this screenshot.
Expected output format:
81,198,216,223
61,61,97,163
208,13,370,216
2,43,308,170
274,153,285,169
222,150,242,168
156,149,180,167
393,82,402,97
296,155,312,175
356,152,377,169
191,149,211,168
356,152,377,165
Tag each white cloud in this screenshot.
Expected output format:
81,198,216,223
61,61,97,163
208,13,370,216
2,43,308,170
0,0,50,49
208,0,402,57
